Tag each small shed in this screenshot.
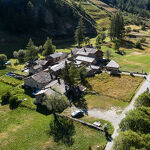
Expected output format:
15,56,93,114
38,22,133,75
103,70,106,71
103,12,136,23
106,60,119,74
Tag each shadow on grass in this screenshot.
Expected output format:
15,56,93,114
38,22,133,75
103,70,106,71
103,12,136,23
36,104,51,116
119,39,135,49
73,98,88,111
0,66,6,70
24,89,35,98
50,117,75,146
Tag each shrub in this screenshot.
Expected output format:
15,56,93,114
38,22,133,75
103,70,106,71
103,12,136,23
140,37,146,43
1,92,11,105
126,27,131,34
135,41,142,49
9,96,18,109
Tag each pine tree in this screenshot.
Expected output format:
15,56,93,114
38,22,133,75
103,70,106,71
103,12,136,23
110,13,125,40
42,37,56,56
75,18,85,47
25,38,38,61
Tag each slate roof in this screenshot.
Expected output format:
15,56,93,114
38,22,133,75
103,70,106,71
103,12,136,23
32,71,55,84
50,60,71,72
76,56,95,63
35,79,66,96
106,60,119,68
72,47,98,56
49,52,63,59
76,47,98,56
35,60,48,66
71,48,81,55
50,62,65,72
33,64,42,70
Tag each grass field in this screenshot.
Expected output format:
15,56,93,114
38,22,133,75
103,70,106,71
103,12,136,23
85,73,143,110
0,106,109,150
0,66,113,150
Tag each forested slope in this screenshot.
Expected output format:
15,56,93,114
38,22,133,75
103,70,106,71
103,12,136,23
101,0,150,17
0,0,96,37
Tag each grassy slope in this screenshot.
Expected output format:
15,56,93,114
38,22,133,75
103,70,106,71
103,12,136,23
0,106,108,150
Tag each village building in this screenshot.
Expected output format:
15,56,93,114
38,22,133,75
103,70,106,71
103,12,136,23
34,79,67,104
76,56,97,65
47,52,68,65
28,59,51,74
71,47,103,60
105,60,120,74
24,71,55,90
86,65,101,76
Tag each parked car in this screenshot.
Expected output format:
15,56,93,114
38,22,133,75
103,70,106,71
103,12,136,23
5,61,11,65
71,110,84,118
93,121,101,127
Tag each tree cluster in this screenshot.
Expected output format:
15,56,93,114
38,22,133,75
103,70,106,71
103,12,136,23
13,37,56,63
62,62,87,88
1,92,19,109
113,90,150,149
0,54,7,66
110,13,125,40
102,0,150,18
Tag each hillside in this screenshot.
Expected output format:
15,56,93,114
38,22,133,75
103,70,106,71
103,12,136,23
0,0,115,57
0,0,96,37
101,0,150,17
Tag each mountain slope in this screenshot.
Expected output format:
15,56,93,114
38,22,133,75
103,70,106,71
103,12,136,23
101,0,150,17
0,0,116,58
0,0,96,37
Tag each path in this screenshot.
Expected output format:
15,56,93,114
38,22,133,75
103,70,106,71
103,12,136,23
105,74,150,150
88,74,150,150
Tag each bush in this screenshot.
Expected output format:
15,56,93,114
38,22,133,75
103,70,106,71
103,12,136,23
126,27,131,34
135,41,142,49
140,37,146,43
1,92,11,105
9,96,18,109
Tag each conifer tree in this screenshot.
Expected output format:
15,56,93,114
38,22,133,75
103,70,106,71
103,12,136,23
75,18,85,47
25,38,38,61
42,37,56,56
110,13,125,40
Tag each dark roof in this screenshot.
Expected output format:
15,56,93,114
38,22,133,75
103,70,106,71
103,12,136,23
32,71,55,84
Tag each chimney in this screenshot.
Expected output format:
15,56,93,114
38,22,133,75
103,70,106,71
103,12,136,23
84,48,86,53
57,77,61,84
50,73,53,80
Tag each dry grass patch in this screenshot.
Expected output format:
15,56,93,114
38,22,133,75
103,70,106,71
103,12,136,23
87,73,143,102
85,94,128,110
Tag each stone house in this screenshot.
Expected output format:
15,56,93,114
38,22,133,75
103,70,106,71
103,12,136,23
76,56,97,66
28,59,51,74
86,65,101,76
48,60,71,76
47,52,68,65
24,71,55,90
71,47,103,60
34,79,66,104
